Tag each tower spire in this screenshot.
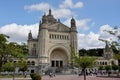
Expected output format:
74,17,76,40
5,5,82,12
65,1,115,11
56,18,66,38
71,17,77,32
28,30,32,40
49,9,51,15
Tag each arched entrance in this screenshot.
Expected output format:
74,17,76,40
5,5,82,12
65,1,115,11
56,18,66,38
50,48,68,68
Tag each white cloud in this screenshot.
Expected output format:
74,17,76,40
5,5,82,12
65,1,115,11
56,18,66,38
63,18,91,31
24,3,73,19
74,2,84,8
24,3,51,12
24,0,83,19
98,24,114,41
78,32,104,49
76,19,91,31
78,24,116,49
60,0,83,9
0,23,39,43
52,8,73,19
0,23,115,49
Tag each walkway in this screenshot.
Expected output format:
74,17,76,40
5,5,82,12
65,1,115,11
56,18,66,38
42,75,120,80
0,75,120,80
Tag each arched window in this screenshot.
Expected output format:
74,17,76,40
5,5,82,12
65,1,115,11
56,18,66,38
102,62,104,65
111,61,115,65
105,62,107,65
49,34,51,39
27,61,30,65
14,61,17,63
31,61,35,65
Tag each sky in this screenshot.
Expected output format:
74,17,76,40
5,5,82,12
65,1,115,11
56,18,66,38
0,0,120,49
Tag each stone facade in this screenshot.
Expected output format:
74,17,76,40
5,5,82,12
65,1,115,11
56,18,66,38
96,41,118,66
27,9,78,73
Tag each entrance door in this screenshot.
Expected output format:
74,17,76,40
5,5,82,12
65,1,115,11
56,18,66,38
50,48,68,68
60,61,63,67
51,60,63,67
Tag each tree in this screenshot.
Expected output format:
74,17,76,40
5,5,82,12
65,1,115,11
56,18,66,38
18,60,28,76
105,65,112,76
105,27,120,76
2,61,16,80
0,34,28,72
79,49,87,56
79,48,103,57
2,62,15,73
98,66,105,75
105,27,120,64
0,34,9,71
112,65,118,74
74,55,96,80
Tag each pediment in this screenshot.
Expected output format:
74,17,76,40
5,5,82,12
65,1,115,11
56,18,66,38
48,23,70,32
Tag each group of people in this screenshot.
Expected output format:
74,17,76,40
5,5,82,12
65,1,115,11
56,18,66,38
78,71,98,76
49,72,56,78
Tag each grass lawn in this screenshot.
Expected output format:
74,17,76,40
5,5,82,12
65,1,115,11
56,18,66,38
0,74,25,78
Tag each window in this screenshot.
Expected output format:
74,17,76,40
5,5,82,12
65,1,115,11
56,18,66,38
31,61,35,65
49,34,69,40
56,61,59,67
57,35,59,39
60,61,63,67
60,35,61,39
55,35,56,39
105,62,107,65
62,35,64,39
52,34,54,39
27,61,30,65
32,48,36,56
67,36,69,40
33,44,36,47
52,61,55,67
49,34,51,38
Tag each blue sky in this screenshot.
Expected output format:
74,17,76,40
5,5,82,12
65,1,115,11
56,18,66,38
0,0,120,49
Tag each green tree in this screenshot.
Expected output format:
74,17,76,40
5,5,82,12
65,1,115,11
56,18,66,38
2,62,14,73
2,61,16,80
0,34,28,72
79,49,87,56
18,60,28,76
74,55,96,80
112,65,118,75
0,34,9,71
105,65,112,76
98,66,105,74
105,27,120,76
98,66,105,70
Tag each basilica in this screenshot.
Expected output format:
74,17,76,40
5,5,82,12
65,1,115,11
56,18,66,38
26,9,118,74
27,9,78,73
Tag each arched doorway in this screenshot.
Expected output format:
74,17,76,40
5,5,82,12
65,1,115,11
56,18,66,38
50,48,68,68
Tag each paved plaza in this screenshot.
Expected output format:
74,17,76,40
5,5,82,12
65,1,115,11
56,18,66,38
0,75,120,80
42,75,120,80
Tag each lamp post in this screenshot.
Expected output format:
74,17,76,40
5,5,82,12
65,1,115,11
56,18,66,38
13,61,16,80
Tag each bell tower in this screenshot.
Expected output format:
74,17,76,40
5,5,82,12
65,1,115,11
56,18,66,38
70,17,78,54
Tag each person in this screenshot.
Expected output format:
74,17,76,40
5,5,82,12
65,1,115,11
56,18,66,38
24,71,27,78
53,72,55,77
49,72,52,78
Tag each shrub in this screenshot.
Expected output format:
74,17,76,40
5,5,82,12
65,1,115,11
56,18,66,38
30,73,41,80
